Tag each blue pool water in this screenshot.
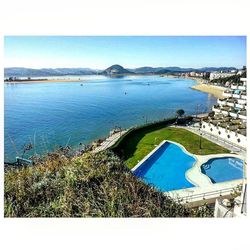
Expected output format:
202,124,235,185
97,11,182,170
4,75,217,161
201,157,244,183
133,141,196,192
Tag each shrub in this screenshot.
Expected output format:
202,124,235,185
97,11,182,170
4,150,213,217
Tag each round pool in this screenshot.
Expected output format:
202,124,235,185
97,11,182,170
200,157,244,183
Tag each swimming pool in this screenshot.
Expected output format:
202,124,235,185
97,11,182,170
133,141,196,192
201,157,244,183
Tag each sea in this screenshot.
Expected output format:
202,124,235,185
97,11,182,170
4,75,217,161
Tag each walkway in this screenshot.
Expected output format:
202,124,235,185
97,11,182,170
93,130,128,153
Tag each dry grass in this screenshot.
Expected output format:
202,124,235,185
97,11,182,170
5,150,213,217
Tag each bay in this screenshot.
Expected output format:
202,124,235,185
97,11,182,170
4,75,216,161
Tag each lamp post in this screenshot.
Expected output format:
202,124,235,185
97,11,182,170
199,131,202,149
196,104,201,118
154,137,158,145
199,121,202,149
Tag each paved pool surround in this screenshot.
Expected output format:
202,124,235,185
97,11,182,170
132,140,245,192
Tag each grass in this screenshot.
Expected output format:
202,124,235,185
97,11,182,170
112,127,230,168
4,150,213,217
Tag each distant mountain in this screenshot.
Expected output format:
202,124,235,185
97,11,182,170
4,67,99,77
4,66,238,78
101,65,132,75
127,67,164,74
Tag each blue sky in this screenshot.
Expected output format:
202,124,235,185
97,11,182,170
4,36,246,69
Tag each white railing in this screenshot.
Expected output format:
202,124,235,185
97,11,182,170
212,107,221,113
238,114,247,120
229,112,238,118
218,99,227,105
238,99,247,105
179,187,236,203
223,92,233,97
238,85,246,91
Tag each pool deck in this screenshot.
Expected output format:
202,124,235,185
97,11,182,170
131,139,246,207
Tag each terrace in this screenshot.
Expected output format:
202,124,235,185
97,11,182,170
201,76,247,150
238,110,247,120
212,104,221,113
202,115,246,137
212,103,245,119
232,90,241,98
226,98,237,107
231,82,246,91
218,97,245,109
229,108,239,118
238,98,247,105
217,98,227,105
220,106,231,115
240,91,247,99
223,90,233,98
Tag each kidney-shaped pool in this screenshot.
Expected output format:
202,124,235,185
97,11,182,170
133,141,196,192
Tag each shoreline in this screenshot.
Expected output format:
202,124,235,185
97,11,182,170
4,79,83,83
163,75,226,99
190,80,226,99
5,75,225,99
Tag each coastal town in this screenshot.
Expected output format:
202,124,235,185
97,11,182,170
181,66,247,98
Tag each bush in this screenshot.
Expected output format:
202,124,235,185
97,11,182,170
5,150,213,217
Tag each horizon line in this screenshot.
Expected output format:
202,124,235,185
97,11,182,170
4,65,243,70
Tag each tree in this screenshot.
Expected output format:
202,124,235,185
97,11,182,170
176,109,185,118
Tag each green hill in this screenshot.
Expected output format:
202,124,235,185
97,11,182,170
101,64,132,75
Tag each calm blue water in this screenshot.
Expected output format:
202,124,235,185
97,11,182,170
4,75,216,161
133,142,196,192
201,157,244,183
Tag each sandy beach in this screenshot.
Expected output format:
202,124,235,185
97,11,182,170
164,75,226,99
191,81,226,99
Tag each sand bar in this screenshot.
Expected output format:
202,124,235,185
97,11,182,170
4,79,83,84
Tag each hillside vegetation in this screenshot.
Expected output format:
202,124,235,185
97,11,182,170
5,150,213,217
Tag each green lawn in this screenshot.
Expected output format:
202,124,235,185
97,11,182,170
117,127,230,168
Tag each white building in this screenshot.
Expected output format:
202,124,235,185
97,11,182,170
210,71,236,81
201,78,247,149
